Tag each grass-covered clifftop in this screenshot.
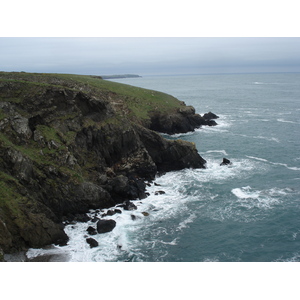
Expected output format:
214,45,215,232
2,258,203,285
0,72,184,124
0,71,209,257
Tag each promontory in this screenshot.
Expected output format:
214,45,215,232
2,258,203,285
0,72,217,260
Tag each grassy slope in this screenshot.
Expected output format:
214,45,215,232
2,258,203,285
0,72,184,121
0,72,185,234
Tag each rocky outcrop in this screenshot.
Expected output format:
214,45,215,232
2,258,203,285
220,158,232,166
148,106,218,134
0,72,212,256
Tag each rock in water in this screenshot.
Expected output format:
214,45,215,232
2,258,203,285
220,158,231,166
96,219,116,234
86,226,97,235
86,238,99,248
203,112,219,120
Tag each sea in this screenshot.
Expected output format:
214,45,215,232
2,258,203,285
25,73,300,262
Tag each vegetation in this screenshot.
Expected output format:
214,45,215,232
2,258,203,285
0,71,184,122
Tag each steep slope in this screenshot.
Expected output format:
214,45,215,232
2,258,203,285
0,72,210,257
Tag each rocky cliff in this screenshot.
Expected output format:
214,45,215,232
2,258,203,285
0,72,216,258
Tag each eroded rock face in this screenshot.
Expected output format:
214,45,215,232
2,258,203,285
148,107,219,134
0,75,210,255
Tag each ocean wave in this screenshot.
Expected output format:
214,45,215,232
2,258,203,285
177,213,197,231
231,186,290,210
236,134,280,143
246,156,300,171
277,118,298,124
205,150,229,156
274,253,300,262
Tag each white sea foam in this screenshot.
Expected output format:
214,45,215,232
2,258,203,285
205,150,228,156
177,213,197,231
231,186,288,210
236,134,279,143
275,253,300,262
246,155,269,162
246,156,300,171
277,118,298,124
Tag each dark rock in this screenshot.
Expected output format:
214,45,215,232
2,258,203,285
106,209,117,216
203,112,219,120
142,212,149,216
91,216,100,223
155,191,166,195
96,219,116,234
86,237,98,248
86,226,97,235
220,158,232,166
135,124,206,172
74,214,91,223
0,72,210,256
123,200,137,211
131,214,136,221
154,182,161,186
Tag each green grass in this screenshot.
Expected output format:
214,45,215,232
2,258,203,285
0,71,184,122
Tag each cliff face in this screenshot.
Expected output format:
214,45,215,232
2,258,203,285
0,72,211,256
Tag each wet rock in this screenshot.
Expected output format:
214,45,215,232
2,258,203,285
96,219,116,234
74,214,91,222
155,190,166,195
203,112,219,120
91,216,100,223
220,158,232,166
86,237,98,248
86,226,97,235
142,212,149,216
131,214,137,221
122,200,137,211
154,182,161,186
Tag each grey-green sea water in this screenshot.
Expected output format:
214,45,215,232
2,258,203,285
27,73,300,262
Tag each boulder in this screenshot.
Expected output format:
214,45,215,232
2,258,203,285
86,237,99,248
220,158,232,166
96,219,116,234
121,200,137,211
203,112,219,120
86,226,97,235
155,190,166,195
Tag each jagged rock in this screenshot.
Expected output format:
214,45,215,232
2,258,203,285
86,226,97,235
10,115,32,139
86,237,98,248
220,158,232,166
91,216,100,223
121,200,137,211
0,72,211,256
73,214,91,223
203,112,219,120
96,219,116,234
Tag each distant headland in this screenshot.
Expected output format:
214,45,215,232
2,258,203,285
100,74,142,79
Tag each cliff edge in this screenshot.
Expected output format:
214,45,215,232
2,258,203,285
0,72,214,257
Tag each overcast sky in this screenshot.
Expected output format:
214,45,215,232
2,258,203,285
1,37,300,76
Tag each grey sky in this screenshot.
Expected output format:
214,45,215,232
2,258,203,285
1,37,300,76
